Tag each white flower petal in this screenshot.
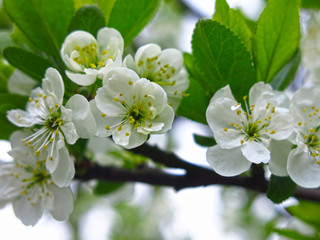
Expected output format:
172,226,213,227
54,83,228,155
135,43,161,68
60,122,79,145
42,68,64,105
48,185,74,221
66,70,97,86
66,94,96,138
287,148,320,188
51,147,74,187
123,54,138,72
268,140,291,177
13,194,44,226
214,128,243,149
125,128,148,149
248,82,273,111
157,48,183,73
241,141,270,164
112,123,132,147
7,109,36,127
206,145,251,176
97,27,124,58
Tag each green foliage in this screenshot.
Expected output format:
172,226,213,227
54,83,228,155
270,50,301,91
3,0,74,58
301,0,320,9
192,19,256,102
287,201,320,231
68,5,106,36
193,134,216,147
177,53,210,124
273,229,319,240
108,0,160,46
213,0,253,54
0,31,14,50
267,175,297,203
253,0,300,83
3,47,53,82
0,93,28,140
94,181,124,195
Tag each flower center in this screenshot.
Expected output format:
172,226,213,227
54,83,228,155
73,43,106,70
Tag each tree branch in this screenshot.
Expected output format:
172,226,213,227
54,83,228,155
75,143,320,202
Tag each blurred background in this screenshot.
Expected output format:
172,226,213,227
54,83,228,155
0,0,319,239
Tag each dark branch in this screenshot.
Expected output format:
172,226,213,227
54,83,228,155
75,143,320,202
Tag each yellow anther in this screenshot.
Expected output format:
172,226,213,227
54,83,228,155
114,97,119,101
265,129,269,132
50,138,54,142
270,130,276,134
55,104,59,108
98,62,105,67
35,99,39,103
249,138,253,141
105,126,111,130
137,60,144,67
268,116,272,119
133,95,136,99
21,190,28,195
148,123,153,128
49,108,53,112
312,136,316,140
90,63,97,69
36,104,40,108
75,45,80,50
35,150,40,156
236,110,241,115
309,113,312,117
248,115,252,119
102,49,108,55
304,135,308,139
271,107,275,113
128,81,133,85
312,152,316,157
117,124,122,131
29,98,33,102
147,65,153,69
174,91,178,95
241,140,245,144
298,122,302,126
43,95,47,99
148,102,152,107
101,113,106,117
166,74,171,79
224,128,228,132
253,133,257,137
312,106,315,110
46,192,50,196
302,109,306,112
230,122,234,126
38,93,43,97
171,81,176,86
49,156,53,161
55,130,59,135
122,100,126,104
182,92,190,97
251,105,255,108
56,118,61,122
125,132,130,136
243,96,247,100
238,126,243,130
44,145,48,149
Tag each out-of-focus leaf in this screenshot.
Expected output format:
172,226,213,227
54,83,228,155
68,5,105,36
301,0,320,9
3,47,53,82
0,61,14,93
213,0,253,54
94,181,124,196
267,175,296,204
0,93,28,140
192,19,256,102
253,0,300,83
270,50,301,91
287,201,320,230
109,0,160,46
193,134,216,147
273,229,319,240
0,31,14,50
4,0,74,58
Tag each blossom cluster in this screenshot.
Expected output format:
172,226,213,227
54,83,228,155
3,27,188,225
206,82,320,189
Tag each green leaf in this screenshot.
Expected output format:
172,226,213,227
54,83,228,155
253,0,300,83
0,60,14,93
4,0,74,58
98,0,117,25
287,201,320,230
193,134,216,147
301,0,320,9
68,5,106,36
0,31,14,50
213,0,253,54
109,0,160,46
273,229,319,240
267,175,296,204
3,47,53,82
270,50,301,91
94,181,124,196
0,93,28,140
192,19,256,102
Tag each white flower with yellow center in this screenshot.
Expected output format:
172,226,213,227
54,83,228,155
7,68,96,174
0,131,74,226
61,27,124,86
123,43,189,111
206,82,293,176
280,86,320,188
91,67,174,149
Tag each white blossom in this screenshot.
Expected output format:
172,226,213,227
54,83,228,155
7,68,96,175
91,67,174,149
8,70,37,96
61,27,124,86
0,131,74,226
206,82,293,176
123,43,189,110
284,86,320,188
